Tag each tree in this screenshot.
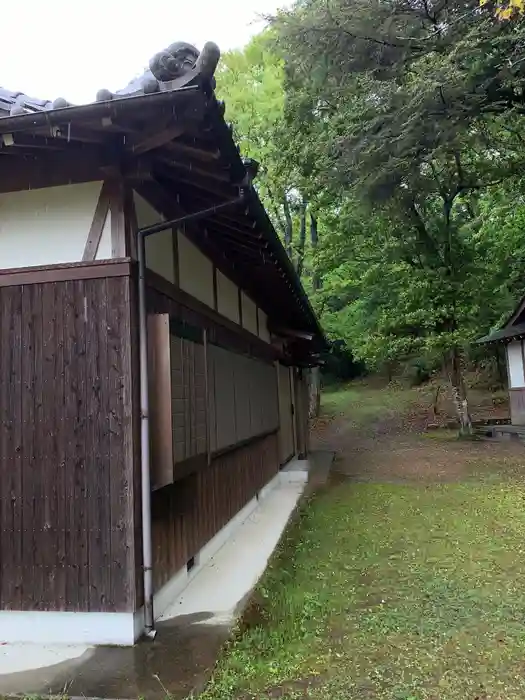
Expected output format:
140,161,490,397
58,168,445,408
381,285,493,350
271,0,525,431
216,32,322,282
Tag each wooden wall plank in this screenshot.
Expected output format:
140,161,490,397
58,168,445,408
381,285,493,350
21,285,37,611
0,272,138,614
62,280,79,610
53,281,67,609
150,432,279,593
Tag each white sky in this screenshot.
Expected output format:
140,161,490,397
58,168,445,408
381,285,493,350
1,0,289,104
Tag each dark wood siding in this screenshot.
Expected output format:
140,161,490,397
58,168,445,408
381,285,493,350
151,432,279,592
0,272,137,612
144,275,283,598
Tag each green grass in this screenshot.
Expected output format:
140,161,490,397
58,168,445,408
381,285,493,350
321,380,425,426
201,475,525,700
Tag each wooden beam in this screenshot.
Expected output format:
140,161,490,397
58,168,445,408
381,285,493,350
124,185,139,260
154,162,234,199
108,179,127,257
127,119,187,155
172,226,180,286
82,181,111,261
165,140,221,162
158,153,232,182
238,287,243,328
32,124,106,144
0,259,132,287
0,133,65,151
212,265,218,311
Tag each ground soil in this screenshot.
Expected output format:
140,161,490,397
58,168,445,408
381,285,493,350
312,385,522,484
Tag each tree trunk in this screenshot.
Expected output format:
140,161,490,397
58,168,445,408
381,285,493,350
283,196,293,258
310,213,321,290
496,345,506,388
296,198,308,278
446,348,472,435
309,366,321,419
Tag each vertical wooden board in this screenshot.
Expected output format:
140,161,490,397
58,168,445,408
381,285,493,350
39,282,58,608
233,355,244,442
63,280,80,610
207,344,217,453
214,346,236,449
52,281,67,610
187,340,195,456
107,276,132,611
278,364,294,464
121,276,138,609
148,314,174,489
209,344,218,451
0,287,21,608
171,335,185,463
85,278,107,609
194,343,207,456
72,280,90,611
12,286,23,609
289,367,298,454
34,284,48,609
131,279,143,608
0,288,10,607
20,285,37,611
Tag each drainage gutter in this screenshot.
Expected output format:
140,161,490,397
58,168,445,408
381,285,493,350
136,189,246,638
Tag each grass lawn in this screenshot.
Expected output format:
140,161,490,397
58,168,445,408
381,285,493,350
200,383,525,700
320,381,424,426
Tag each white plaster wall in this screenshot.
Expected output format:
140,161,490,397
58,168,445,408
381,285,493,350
508,341,525,388
178,231,214,308
217,270,240,323
241,292,258,336
133,191,176,284
0,182,106,269
258,308,271,343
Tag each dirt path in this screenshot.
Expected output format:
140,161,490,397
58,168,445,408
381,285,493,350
312,395,524,484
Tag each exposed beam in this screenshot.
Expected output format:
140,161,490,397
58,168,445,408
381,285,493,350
127,120,187,155
0,133,66,151
165,140,221,162
33,124,106,144
82,181,111,261
124,185,139,260
107,179,128,257
154,162,235,200
155,152,232,183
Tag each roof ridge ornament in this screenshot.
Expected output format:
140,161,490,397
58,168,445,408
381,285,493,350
0,39,221,117
97,40,221,103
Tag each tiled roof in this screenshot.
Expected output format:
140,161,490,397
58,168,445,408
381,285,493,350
0,40,218,119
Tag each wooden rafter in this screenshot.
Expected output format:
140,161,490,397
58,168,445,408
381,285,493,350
155,153,231,183
0,133,65,151
154,162,234,199
127,121,187,155
32,124,106,144
165,140,221,162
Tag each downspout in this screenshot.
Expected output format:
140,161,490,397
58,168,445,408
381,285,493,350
136,189,246,638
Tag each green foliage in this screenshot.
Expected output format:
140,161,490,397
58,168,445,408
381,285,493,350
213,0,525,398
